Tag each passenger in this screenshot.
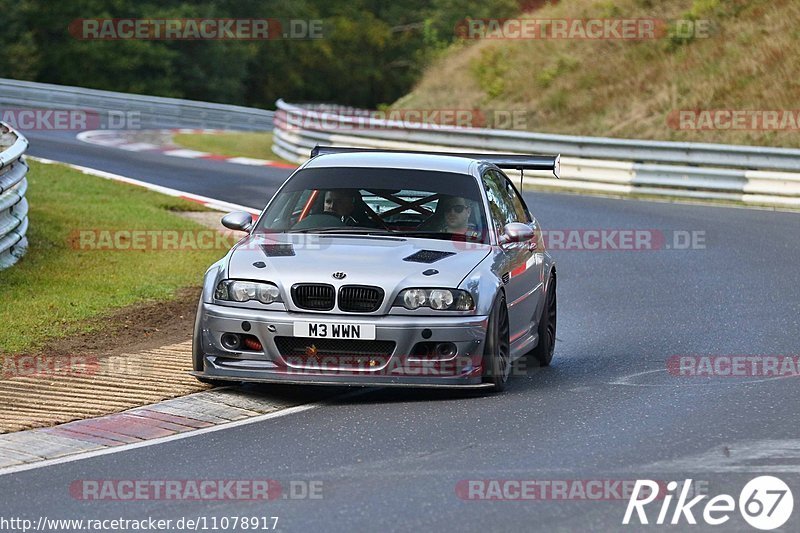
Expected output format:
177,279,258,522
440,196,472,234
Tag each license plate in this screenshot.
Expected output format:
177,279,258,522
293,321,376,340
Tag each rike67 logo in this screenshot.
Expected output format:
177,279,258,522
623,476,793,530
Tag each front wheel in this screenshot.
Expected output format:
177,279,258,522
482,293,511,392
531,274,557,366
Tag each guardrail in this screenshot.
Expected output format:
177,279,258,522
0,123,29,269
273,100,800,207
0,78,274,131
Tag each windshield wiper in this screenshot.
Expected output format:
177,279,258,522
286,228,481,241
388,231,457,239
288,227,383,234
388,230,487,243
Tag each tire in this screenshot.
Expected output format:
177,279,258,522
482,293,511,392
191,299,205,372
531,273,557,366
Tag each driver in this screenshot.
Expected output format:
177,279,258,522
323,189,379,227
324,189,357,221
323,189,360,225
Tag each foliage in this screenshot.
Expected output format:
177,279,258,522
0,0,524,108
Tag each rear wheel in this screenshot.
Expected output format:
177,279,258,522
531,274,557,366
482,293,511,392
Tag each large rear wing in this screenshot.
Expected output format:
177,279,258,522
310,145,560,179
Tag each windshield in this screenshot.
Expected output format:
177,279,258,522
254,167,489,243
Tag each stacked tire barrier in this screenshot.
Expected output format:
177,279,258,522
273,100,800,207
0,78,274,131
0,122,29,269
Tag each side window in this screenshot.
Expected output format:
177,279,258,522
481,170,519,236
500,171,532,223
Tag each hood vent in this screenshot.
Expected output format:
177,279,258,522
403,250,456,264
261,244,295,257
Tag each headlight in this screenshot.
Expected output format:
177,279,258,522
394,288,474,311
215,280,282,304
402,288,428,309
429,289,454,310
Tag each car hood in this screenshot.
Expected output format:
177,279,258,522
227,233,491,295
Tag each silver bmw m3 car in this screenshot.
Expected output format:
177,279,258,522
192,147,559,391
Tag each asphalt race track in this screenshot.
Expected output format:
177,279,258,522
24,129,291,209
4,129,800,531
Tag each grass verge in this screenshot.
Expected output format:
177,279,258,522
0,161,226,354
172,131,296,166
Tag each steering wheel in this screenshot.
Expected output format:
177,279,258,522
291,213,347,230
322,210,360,225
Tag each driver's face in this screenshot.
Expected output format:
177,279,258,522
324,191,355,216
443,198,470,231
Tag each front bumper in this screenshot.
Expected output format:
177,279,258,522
193,302,491,387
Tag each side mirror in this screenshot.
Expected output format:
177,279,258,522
499,222,534,245
221,211,254,232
